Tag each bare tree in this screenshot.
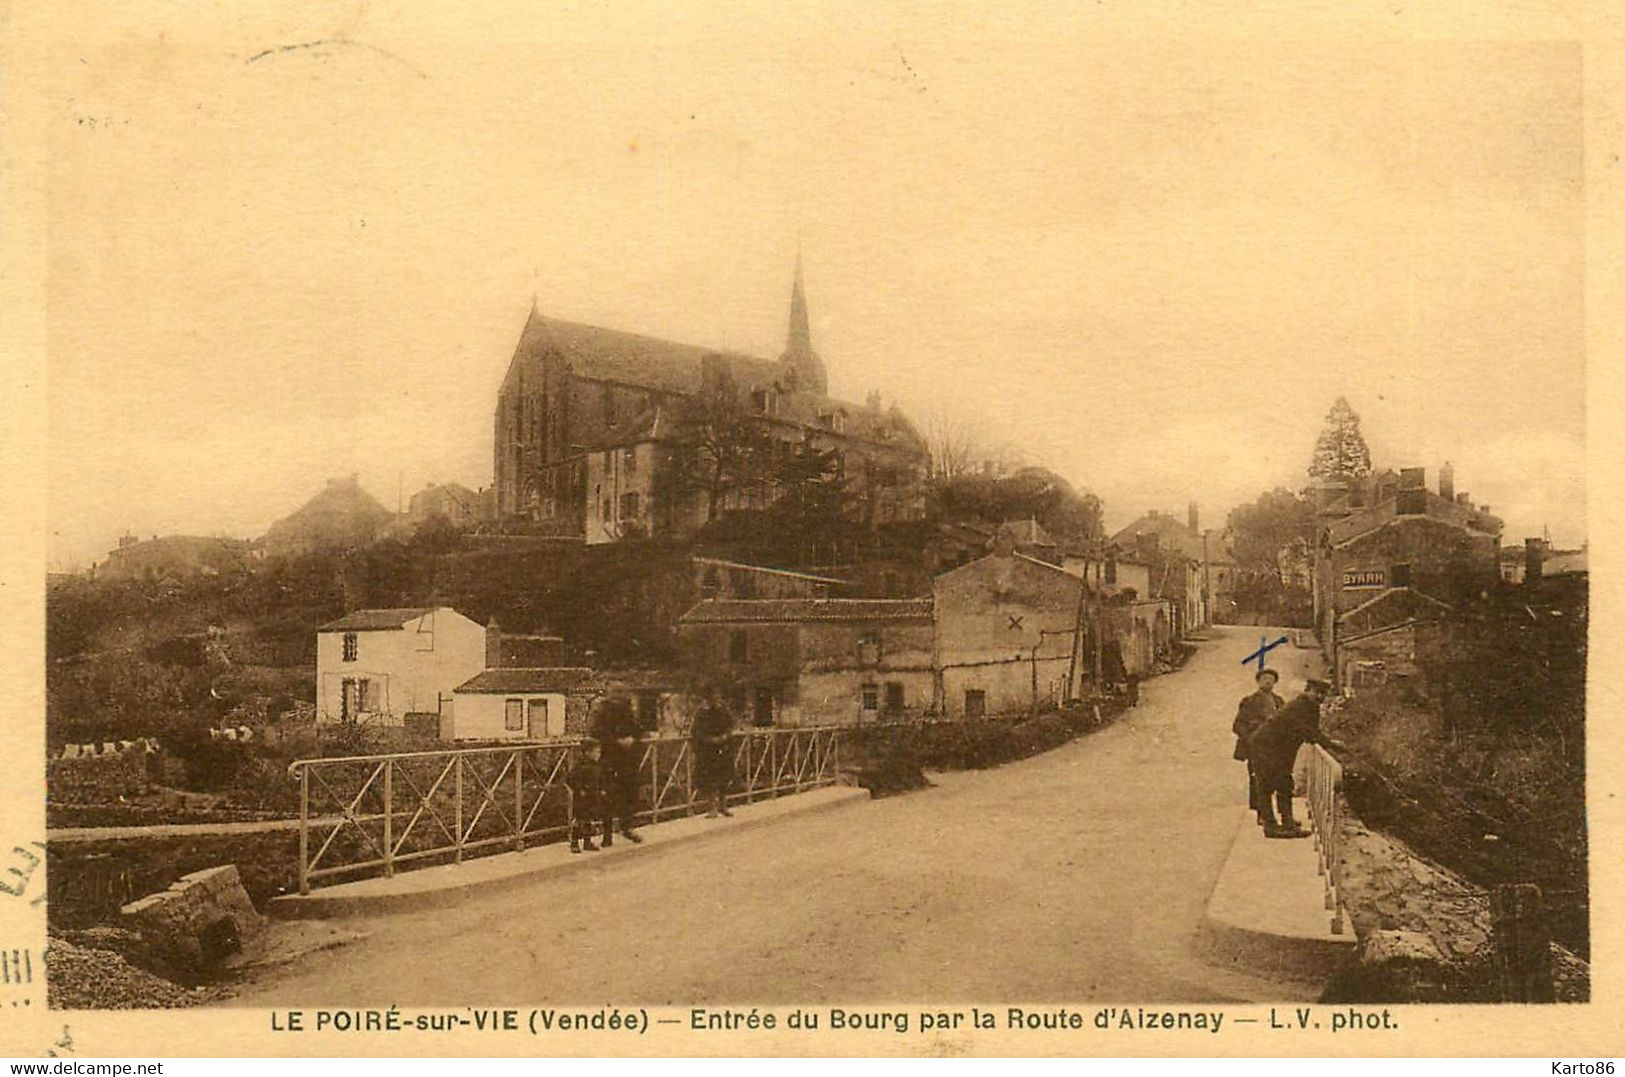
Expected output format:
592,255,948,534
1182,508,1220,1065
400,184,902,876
921,404,1025,481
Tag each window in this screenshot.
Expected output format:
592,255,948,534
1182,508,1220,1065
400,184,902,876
601,499,612,523
619,491,640,518
964,689,986,718
752,687,775,727
603,384,617,425
636,692,660,733
861,683,879,711
505,699,524,732
751,389,769,413
527,698,548,736
623,446,637,471
728,629,749,662
885,682,905,712
340,677,371,720
342,632,358,662
857,633,881,667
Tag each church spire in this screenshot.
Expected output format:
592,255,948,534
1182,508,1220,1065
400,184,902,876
787,251,811,354
779,251,828,394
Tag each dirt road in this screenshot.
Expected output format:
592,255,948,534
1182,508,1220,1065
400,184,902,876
233,627,1323,1005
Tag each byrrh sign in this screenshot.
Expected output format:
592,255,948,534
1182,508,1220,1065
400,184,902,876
1342,570,1386,588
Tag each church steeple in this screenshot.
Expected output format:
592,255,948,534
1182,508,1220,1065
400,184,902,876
779,252,828,395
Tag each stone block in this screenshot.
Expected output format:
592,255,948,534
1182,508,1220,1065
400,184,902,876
1361,928,1444,966
119,863,266,973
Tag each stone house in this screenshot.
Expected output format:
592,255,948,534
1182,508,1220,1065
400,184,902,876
932,546,1093,718
676,597,935,726
314,607,488,730
448,667,590,741
408,482,481,529
1109,504,1223,635
1311,465,1501,687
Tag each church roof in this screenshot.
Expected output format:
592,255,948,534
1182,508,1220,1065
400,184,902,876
514,309,782,396
511,306,926,454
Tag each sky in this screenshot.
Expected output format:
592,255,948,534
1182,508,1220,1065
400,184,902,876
35,3,1587,569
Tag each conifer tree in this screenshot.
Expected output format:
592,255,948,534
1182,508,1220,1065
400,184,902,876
1308,396,1372,481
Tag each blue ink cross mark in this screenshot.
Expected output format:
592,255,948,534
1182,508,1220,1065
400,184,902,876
1242,635,1290,672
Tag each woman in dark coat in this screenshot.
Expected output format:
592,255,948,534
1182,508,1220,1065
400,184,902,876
690,689,737,818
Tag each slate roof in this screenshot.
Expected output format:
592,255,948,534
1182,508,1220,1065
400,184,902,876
317,607,435,632
1327,491,1502,547
1542,549,1588,576
1109,513,1207,561
454,667,597,694
678,598,934,625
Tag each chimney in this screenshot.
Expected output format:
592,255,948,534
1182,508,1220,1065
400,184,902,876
1188,502,1199,533
866,390,882,411
1456,492,1471,505
1439,462,1455,502
1524,538,1544,588
1399,467,1425,490
486,618,503,669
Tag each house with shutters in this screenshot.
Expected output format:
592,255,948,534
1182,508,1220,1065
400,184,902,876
314,607,488,733
1311,464,1502,687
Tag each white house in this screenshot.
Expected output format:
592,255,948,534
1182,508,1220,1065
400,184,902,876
315,607,488,728
448,668,592,741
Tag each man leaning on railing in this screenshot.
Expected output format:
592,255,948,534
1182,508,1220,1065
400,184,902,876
1247,678,1331,839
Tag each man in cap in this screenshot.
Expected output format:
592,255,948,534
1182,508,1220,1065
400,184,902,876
1232,667,1284,827
1247,678,1331,838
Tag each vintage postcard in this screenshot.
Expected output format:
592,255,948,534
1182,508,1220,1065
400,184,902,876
1,0,1620,1060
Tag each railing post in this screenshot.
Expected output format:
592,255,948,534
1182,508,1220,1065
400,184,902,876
514,749,525,851
650,742,661,824
454,754,464,864
382,759,394,878
297,764,310,895
684,739,695,813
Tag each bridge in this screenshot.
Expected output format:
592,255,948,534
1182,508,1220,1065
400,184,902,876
232,627,1333,1005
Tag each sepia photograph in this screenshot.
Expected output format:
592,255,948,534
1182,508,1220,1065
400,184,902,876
2,0,1616,1061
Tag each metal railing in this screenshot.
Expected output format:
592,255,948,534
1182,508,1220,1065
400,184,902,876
288,727,845,893
1302,743,1345,934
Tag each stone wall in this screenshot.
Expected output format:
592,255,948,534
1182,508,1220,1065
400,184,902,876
48,826,301,926
47,748,152,804
1329,795,1589,1002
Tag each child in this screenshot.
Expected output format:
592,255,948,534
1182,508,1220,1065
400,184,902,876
568,737,603,853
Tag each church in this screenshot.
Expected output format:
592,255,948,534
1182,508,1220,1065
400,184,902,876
492,260,929,543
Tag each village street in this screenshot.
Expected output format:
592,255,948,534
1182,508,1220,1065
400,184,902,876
233,627,1324,1006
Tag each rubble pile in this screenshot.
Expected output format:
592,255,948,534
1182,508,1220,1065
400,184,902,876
45,938,197,1009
